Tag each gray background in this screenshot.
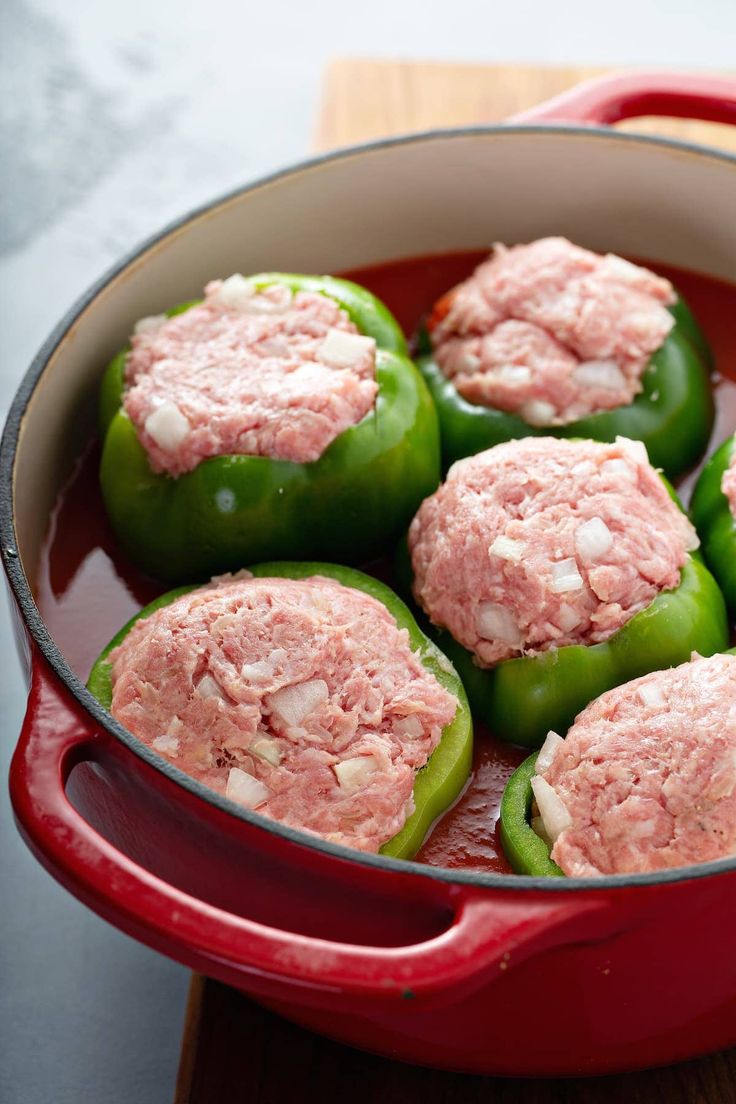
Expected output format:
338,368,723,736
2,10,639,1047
2,1,736,1101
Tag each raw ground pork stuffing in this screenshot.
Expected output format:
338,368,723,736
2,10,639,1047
408,436,698,666
531,653,736,876
429,237,676,425
124,275,378,475
108,573,457,852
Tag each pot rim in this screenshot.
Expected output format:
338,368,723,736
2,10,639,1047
3,122,736,894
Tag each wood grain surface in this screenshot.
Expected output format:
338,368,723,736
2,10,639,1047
314,59,736,152
176,978,736,1104
175,61,736,1103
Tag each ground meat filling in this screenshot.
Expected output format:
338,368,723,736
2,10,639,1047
429,237,676,425
721,436,736,517
124,276,378,475
408,437,698,667
532,654,736,876
108,574,457,852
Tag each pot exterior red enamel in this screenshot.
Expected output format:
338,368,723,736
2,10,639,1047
10,652,736,1075
5,71,736,1076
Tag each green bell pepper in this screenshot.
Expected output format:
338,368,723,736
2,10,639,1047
87,561,473,862
416,296,714,480
397,493,729,750
691,434,736,617
499,752,564,877
99,274,441,583
500,646,736,876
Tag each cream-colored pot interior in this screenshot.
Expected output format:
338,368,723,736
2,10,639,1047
11,127,736,592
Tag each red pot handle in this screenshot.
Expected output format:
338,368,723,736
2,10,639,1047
510,71,736,129
10,654,603,1003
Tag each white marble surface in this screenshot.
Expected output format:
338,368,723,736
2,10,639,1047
2,1,736,1101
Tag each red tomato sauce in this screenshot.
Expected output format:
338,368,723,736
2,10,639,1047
36,251,736,875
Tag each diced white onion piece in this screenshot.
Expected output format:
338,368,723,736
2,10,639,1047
530,776,572,843
144,401,190,451
134,314,167,335
638,682,667,709
226,767,270,808
601,458,633,480
268,678,329,726
615,436,649,466
550,559,584,594
317,328,376,369
603,254,648,285
573,359,626,391
489,535,525,563
214,273,256,310
497,364,532,384
575,516,613,561
707,749,736,800
212,568,253,586
536,730,565,774
531,816,552,847
627,816,659,840
244,286,293,314
242,647,286,680
476,601,522,645
433,650,457,676
460,351,481,372
520,399,556,426
152,733,180,756
197,674,226,701
241,659,276,682
556,603,581,632
394,715,424,739
685,523,700,552
333,756,378,790
251,737,282,767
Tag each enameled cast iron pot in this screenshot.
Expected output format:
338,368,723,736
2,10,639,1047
4,73,736,1077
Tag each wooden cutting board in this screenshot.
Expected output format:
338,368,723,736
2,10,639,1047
175,62,736,1104
314,59,736,152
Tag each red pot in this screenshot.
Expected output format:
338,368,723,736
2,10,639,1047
4,72,736,1077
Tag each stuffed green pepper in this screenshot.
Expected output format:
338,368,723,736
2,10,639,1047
99,273,440,582
87,562,472,860
500,652,736,877
417,237,713,479
402,435,728,749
